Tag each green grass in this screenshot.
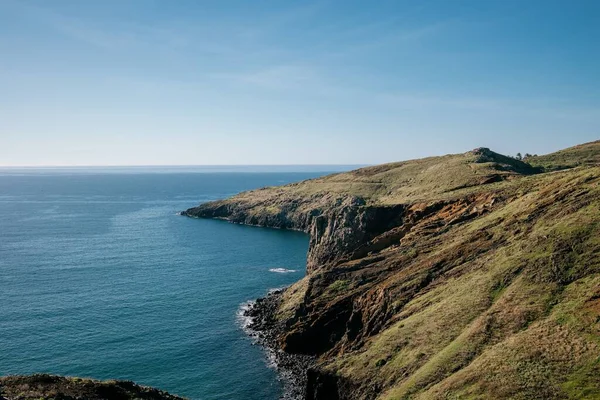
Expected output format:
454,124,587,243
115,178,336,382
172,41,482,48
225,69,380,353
527,140,600,171
562,358,600,399
316,167,600,399
327,279,350,293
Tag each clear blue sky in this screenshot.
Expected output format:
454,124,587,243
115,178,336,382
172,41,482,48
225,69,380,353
1,0,598,166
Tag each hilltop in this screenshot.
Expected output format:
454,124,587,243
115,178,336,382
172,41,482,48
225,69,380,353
184,140,600,399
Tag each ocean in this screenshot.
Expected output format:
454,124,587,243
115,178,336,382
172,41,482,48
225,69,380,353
0,166,352,399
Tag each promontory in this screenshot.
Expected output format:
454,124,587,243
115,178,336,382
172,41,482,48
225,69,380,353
183,141,600,399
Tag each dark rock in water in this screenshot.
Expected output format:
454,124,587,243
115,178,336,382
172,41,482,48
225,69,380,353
0,374,186,400
242,290,315,400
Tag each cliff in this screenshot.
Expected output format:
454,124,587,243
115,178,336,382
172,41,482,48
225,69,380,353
184,141,600,399
0,375,186,400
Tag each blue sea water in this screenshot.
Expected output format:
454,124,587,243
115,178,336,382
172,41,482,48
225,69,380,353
0,167,352,399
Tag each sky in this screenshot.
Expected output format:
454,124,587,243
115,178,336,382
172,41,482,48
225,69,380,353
0,0,599,166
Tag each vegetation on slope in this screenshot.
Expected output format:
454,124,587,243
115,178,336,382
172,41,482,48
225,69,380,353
186,141,600,400
185,147,539,223
527,140,600,171
320,167,600,399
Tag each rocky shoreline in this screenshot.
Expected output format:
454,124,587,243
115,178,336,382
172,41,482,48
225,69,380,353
242,289,315,400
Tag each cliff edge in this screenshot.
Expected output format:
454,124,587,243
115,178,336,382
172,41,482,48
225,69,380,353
184,141,600,400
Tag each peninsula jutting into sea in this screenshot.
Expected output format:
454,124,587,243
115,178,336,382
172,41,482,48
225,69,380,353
182,141,600,399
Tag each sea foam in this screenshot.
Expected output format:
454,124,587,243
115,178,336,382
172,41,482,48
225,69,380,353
269,268,297,273
236,300,257,334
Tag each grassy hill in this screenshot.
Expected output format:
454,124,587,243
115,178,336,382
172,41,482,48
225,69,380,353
185,140,600,399
528,140,600,171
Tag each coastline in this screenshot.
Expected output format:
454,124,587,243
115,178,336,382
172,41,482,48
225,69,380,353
241,288,315,400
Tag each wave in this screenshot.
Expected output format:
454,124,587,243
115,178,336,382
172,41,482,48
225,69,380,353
236,300,256,332
236,286,287,334
268,286,288,294
236,299,277,369
268,268,297,273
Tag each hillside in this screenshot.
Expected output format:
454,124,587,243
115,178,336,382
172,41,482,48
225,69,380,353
184,140,600,399
0,375,186,400
527,140,600,171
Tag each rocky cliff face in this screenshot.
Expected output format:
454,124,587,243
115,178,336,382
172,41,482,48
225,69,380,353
184,142,600,400
186,196,410,274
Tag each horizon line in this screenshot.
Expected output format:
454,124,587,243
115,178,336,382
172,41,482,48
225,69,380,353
0,163,368,168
